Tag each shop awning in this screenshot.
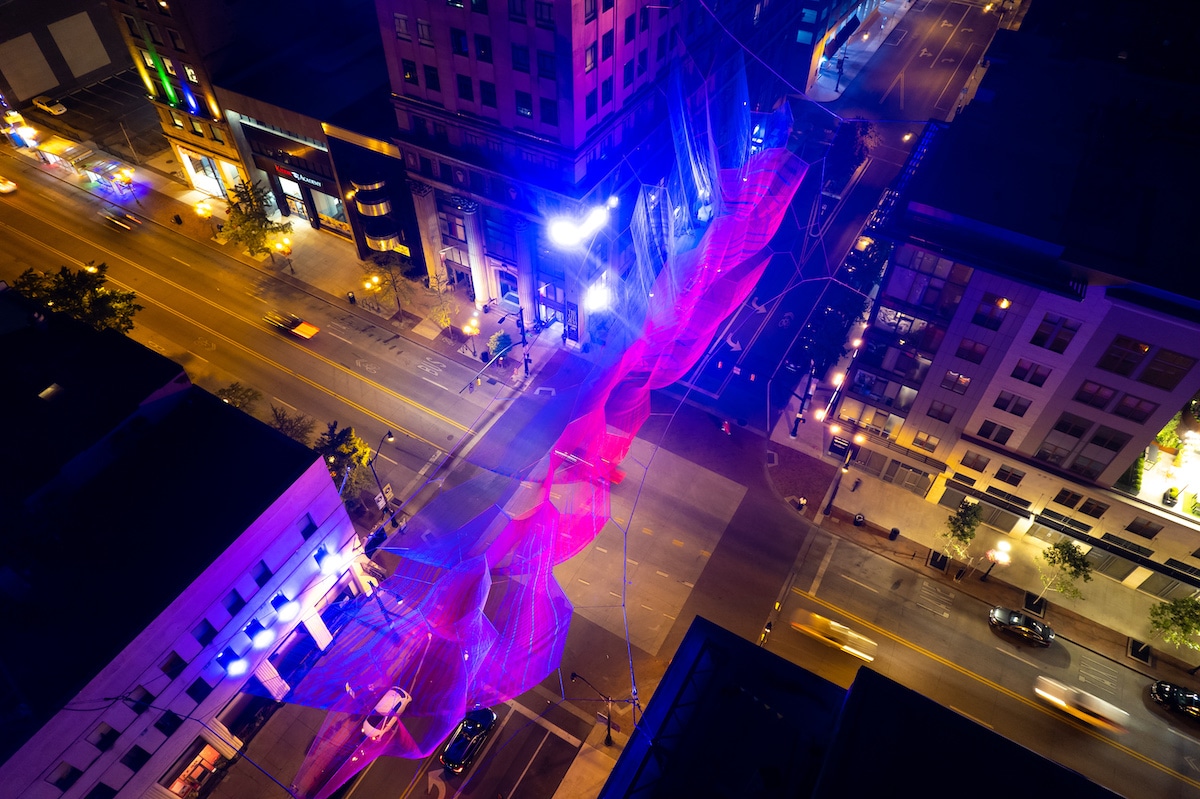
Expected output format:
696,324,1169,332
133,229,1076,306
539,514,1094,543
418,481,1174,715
37,135,94,165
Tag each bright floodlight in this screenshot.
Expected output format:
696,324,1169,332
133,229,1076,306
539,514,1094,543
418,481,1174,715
271,594,301,622
246,619,275,649
217,648,248,677
584,282,613,312
316,547,342,575
548,196,618,247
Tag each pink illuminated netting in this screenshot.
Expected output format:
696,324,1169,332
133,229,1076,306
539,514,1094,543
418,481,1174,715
289,54,821,797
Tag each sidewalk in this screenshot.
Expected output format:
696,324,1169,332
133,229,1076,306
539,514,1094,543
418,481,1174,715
807,0,915,103
764,379,1200,686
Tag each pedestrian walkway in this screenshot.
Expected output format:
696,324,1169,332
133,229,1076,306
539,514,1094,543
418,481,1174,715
807,0,915,103
764,372,1200,685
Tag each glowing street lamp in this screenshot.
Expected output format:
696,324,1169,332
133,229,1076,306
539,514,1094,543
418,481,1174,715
981,540,1012,582
195,199,216,236
368,431,395,523
461,314,480,356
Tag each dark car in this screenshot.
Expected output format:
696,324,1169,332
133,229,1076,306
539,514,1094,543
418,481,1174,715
440,707,497,774
1150,681,1200,720
263,311,319,339
988,606,1055,647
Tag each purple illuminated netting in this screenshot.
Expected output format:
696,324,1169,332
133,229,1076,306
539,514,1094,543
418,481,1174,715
289,57,819,797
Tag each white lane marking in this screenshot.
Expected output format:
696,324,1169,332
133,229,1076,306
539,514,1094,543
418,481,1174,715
509,700,583,747
172,256,190,266
422,377,448,390
326,333,354,345
994,647,1040,669
838,574,879,593
808,538,838,595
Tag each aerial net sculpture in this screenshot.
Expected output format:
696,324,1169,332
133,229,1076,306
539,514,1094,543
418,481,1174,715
288,50,822,798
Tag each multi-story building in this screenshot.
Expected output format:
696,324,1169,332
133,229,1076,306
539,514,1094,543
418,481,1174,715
0,288,374,799
835,1,1200,600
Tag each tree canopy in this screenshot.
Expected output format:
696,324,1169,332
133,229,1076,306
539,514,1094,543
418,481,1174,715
314,421,371,497
1035,540,1093,601
223,180,292,256
939,500,982,560
1150,596,1200,652
13,263,143,333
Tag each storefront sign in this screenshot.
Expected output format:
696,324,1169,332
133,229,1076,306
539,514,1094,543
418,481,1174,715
274,164,324,189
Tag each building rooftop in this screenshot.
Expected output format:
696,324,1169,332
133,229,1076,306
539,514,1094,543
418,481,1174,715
898,0,1200,303
0,290,318,764
601,616,1118,799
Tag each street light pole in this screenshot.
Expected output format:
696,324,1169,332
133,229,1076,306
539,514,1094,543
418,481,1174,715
368,431,395,525
570,671,614,746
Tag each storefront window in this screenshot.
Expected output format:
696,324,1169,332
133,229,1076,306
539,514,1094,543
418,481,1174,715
159,739,225,798
178,147,223,196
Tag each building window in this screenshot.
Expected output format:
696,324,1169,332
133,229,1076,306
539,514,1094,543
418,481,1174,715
88,722,120,751
251,560,272,588
439,211,467,241
585,44,597,72
540,97,558,125
223,589,246,616
122,745,153,771
625,13,635,42
140,48,154,68
188,118,204,136
83,784,118,799
394,13,410,39
515,90,533,118
402,59,418,85
602,30,614,60
1034,440,1071,465
993,391,1031,417
1052,413,1090,439
535,0,554,27
585,0,597,21
192,619,216,646
169,111,185,129
145,22,163,44
210,125,224,144
47,763,83,791
184,64,198,83
971,294,1009,330
1126,517,1163,539
1113,394,1158,423
512,44,530,72
623,59,634,86
1031,313,1080,354
160,651,187,679
126,686,155,714
1011,359,1050,387
168,28,185,50
1073,380,1114,409
637,48,648,74
994,465,1025,486
186,678,214,704
537,49,556,78
472,0,488,12
416,18,433,45
657,32,667,60
602,76,613,104
1078,498,1108,518
913,431,940,452
1140,349,1196,391
163,57,176,76
155,710,185,736
1052,489,1083,508
475,34,493,62
457,75,474,101
1097,335,1148,377
299,512,318,540
977,420,1013,445
424,65,441,92
450,28,469,56
448,0,465,7
479,80,496,107
956,338,987,364
940,370,971,394
961,451,990,472
509,0,525,20
603,0,614,9
926,400,955,422
585,89,597,118
122,14,139,36
1089,426,1130,452
640,6,650,29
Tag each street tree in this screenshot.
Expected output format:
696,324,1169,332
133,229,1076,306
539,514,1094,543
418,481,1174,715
939,500,982,560
215,382,261,412
1149,596,1200,653
364,250,416,315
13,263,143,333
488,330,513,362
269,405,316,445
223,180,292,257
314,421,372,497
1035,540,1093,602
427,274,458,331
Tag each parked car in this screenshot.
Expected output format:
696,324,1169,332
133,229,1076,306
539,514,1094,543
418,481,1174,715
1150,681,1200,720
263,310,319,339
790,610,878,662
1033,676,1129,733
440,707,497,774
32,95,66,115
362,686,412,740
988,606,1055,647
0,176,16,194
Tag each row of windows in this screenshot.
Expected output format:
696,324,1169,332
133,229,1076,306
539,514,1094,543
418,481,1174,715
139,48,199,84
1097,335,1195,391
121,13,185,51
959,450,1026,487
168,111,225,144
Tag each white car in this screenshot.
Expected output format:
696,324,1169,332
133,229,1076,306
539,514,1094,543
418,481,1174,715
32,96,67,116
1034,676,1130,733
0,177,16,194
790,610,878,662
362,686,412,740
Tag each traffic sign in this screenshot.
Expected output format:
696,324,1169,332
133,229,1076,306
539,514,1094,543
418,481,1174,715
383,483,394,501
